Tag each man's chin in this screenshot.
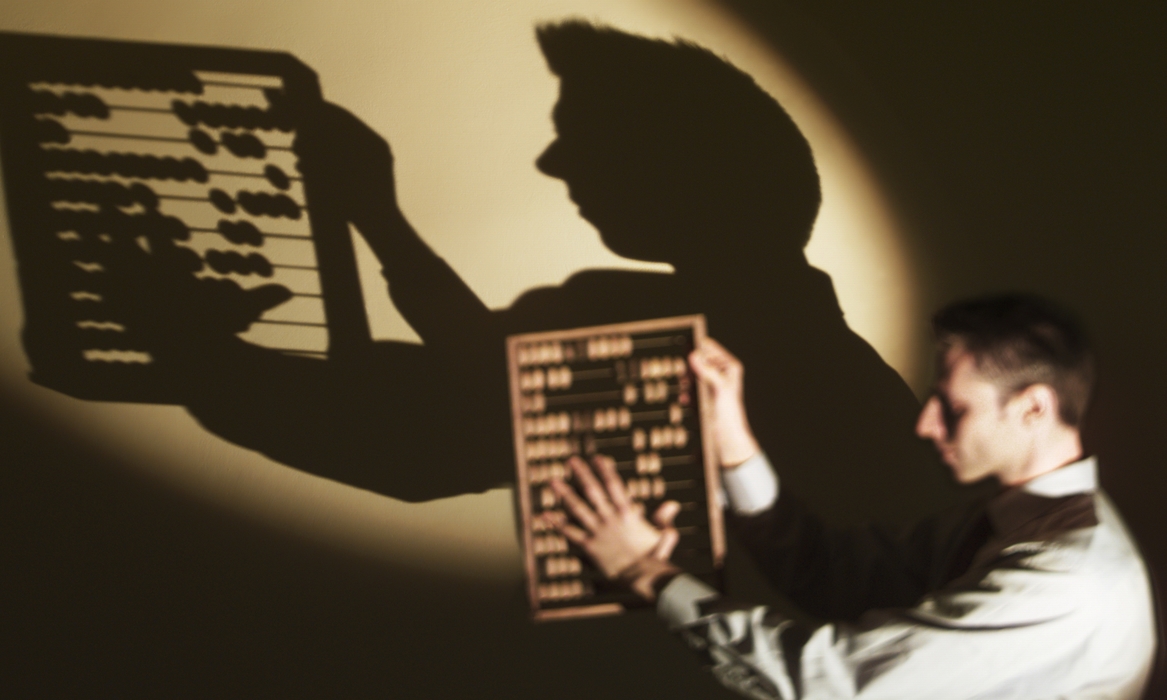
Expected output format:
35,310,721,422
938,448,957,470
945,458,978,484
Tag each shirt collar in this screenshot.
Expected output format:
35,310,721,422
986,456,1098,536
1020,456,1097,497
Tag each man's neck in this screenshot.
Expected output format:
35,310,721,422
1000,429,1084,487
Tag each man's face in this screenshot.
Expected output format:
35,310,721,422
916,347,1028,484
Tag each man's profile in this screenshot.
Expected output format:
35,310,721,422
553,293,1156,698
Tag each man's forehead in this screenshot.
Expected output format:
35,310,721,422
935,345,986,384
935,344,967,379
936,346,1005,398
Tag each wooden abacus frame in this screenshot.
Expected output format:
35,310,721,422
507,315,725,621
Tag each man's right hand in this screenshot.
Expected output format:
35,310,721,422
689,338,760,469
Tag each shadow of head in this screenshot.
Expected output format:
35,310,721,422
534,21,821,270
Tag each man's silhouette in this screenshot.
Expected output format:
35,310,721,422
162,22,958,523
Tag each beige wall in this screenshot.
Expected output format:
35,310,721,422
0,0,916,578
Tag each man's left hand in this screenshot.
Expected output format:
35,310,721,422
548,456,681,592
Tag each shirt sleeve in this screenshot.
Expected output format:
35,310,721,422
722,452,779,515
657,574,803,700
656,534,1097,700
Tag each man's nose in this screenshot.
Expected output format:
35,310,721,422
916,397,945,441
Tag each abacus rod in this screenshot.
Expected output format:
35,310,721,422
569,368,613,379
543,390,623,405
633,335,687,349
251,319,327,328
196,80,274,90
154,193,310,211
263,349,328,357
156,194,214,202
204,168,302,181
66,129,190,144
105,105,174,114
187,227,310,240
64,129,294,152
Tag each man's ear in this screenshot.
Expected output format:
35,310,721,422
1013,383,1059,426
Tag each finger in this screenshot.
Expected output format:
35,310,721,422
550,478,599,532
568,456,616,521
652,500,682,530
688,345,730,387
593,454,633,513
694,337,739,371
697,335,727,355
556,521,590,546
652,528,680,560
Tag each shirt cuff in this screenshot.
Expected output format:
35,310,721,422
656,573,721,627
721,452,778,515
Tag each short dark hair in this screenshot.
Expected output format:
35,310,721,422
535,20,820,250
932,293,1094,426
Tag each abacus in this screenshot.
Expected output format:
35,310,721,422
507,316,725,620
0,32,370,402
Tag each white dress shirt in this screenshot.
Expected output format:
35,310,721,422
657,455,1157,699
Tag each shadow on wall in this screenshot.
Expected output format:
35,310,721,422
0,21,979,700
1,25,957,524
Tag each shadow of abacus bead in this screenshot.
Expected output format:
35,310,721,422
208,188,236,214
189,128,217,155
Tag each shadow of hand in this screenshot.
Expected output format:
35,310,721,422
293,101,398,230
104,226,292,358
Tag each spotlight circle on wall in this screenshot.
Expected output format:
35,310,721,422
0,0,919,580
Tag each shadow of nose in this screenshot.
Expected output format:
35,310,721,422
535,140,563,177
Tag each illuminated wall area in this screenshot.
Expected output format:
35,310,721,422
0,0,918,577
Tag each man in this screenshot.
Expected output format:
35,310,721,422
551,294,1156,698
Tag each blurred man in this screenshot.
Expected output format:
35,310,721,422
553,294,1156,699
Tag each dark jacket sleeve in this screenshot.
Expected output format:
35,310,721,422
727,491,978,621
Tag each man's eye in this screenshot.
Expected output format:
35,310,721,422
937,395,964,435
